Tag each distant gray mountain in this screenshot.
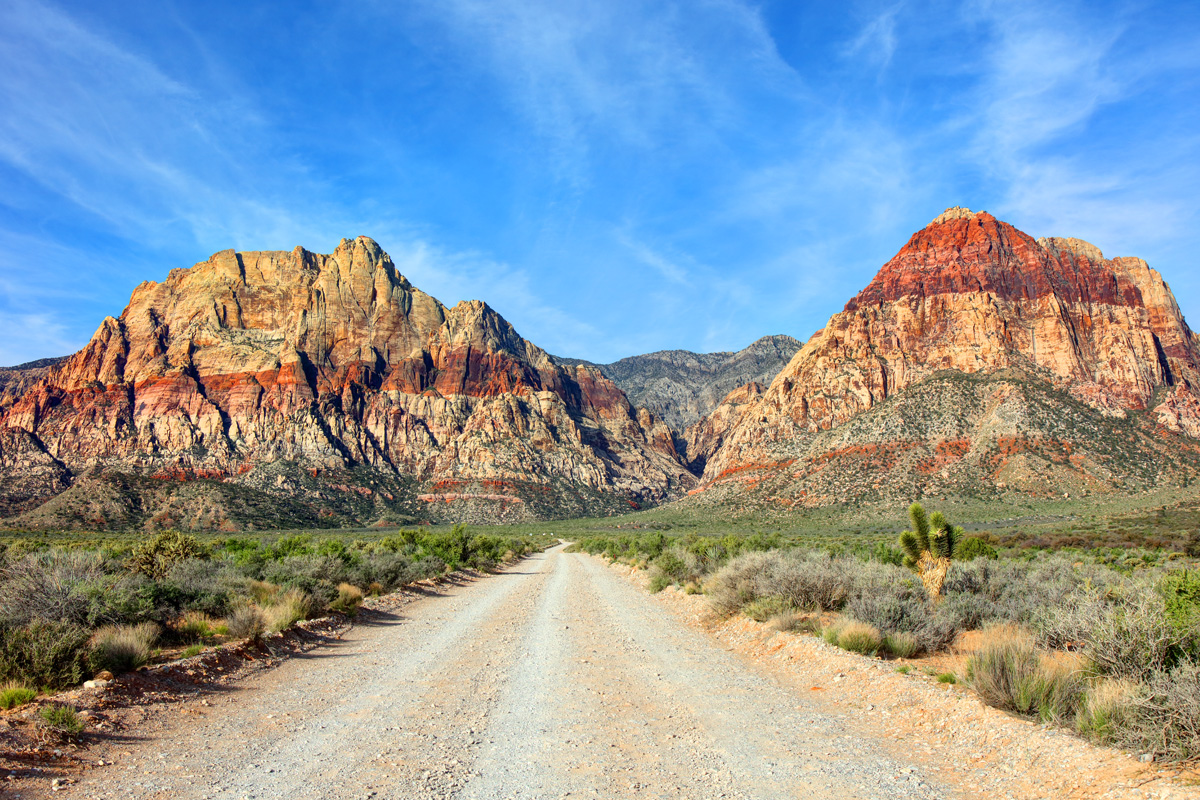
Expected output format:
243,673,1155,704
553,335,802,434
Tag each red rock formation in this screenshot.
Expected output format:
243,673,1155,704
703,207,1200,484
0,237,694,525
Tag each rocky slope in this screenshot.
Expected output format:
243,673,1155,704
691,208,1200,508
553,334,800,435
0,237,694,528
0,356,67,402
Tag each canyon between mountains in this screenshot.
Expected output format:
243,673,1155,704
3,206,1200,531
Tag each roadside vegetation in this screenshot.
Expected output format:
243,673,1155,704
575,503,1200,761
0,526,550,699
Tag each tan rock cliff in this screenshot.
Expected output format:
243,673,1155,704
0,237,693,526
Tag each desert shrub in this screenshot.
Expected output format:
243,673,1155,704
647,574,672,593
1038,591,1186,681
707,551,852,617
225,604,266,640
744,596,795,622
844,593,955,655
1132,661,1200,759
956,537,998,561
127,530,205,580
653,550,689,585
1077,678,1141,742
247,580,281,606
934,591,997,632
162,559,245,617
952,555,1118,626
0,620,92,689
39,704,83,737
0,550,108,627
265,589,316,632
822,621,842,645
420,525,471,569
1159,570,1200,639
261,556,347,597
177,611,215,642
181,644,204,658
937,672,957,684
1026,652,1090,724
330,583,364,616
836,621,882,655
0,682,36,709
967,625,1041,712
89,622,160,675
767,611,812,633
883,631,920,658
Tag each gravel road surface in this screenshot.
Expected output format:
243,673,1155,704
60,545,974,799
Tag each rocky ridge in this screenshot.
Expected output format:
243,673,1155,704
692,208,1200,507
0,237,693,528
553,334,800,435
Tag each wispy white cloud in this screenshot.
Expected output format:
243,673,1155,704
962,0,1200,252
843,4,903,70
615,231,691,285
379,233,603,358
0,312,77,366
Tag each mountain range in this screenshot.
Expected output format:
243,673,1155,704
3,207,1199,530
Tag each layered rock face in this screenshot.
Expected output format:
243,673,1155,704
0,237,693,527
699,208,1200,499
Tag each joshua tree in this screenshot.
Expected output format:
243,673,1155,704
899,503,960,601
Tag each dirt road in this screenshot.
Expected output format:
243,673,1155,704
45,545,1153,799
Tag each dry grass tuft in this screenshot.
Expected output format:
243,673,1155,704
89,622,160,675
837,620,882,655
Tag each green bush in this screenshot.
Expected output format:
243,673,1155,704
0,620,92,689
89,622,160,675
936,672,957,684
956,537,998,561
181,644,204,658
39,704,84,736
127,530,206,580
1159,570,1200,638
647,574,672,593
0,682,36,709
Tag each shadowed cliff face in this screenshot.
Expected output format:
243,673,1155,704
0,237,693,527
699,208,1200,492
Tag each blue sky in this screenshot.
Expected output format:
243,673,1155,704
1,0,1198,366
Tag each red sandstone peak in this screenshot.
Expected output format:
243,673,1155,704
700,208,1200,483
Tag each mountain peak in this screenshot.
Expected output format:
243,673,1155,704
929,206,984,225
1037,236,1104,263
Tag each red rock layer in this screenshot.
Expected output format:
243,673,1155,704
703,207,1200,482
0,237,693,515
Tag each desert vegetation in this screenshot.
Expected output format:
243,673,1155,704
0,525,549,696
575,504,1200,761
